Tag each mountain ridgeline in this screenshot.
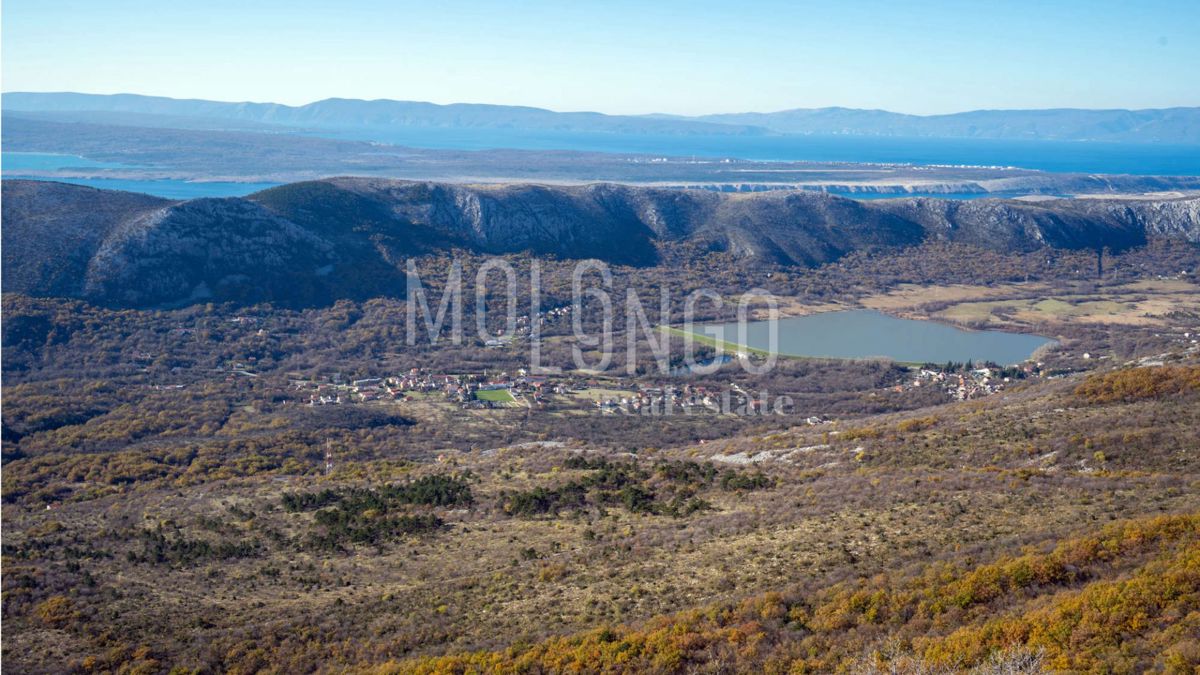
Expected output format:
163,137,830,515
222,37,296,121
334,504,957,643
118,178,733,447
4,177,1198,308
6,92,1200,142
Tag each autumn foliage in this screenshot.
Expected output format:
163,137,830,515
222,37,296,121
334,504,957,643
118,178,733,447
385,513,1200,674
1075,365,1200,404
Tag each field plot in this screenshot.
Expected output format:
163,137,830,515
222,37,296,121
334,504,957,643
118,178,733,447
475,388,516,403
861,279,1200,328
571,387,637,403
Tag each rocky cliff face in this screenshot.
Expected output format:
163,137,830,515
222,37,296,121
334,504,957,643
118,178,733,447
4,178,1198,308
262,178,926,267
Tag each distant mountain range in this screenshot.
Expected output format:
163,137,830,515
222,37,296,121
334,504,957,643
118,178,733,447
5,177,1198,308
5,92,1199,143
692,107,1200,144
1,92,763,137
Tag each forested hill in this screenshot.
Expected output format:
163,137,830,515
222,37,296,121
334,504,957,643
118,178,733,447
3,177,1198,308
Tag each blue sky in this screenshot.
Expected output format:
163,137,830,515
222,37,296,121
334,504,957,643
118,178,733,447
3,0,1197,115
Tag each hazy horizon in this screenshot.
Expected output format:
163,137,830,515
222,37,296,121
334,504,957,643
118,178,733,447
4,89,1200,118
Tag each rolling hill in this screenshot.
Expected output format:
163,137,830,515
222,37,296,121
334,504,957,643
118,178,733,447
3,178,1198,308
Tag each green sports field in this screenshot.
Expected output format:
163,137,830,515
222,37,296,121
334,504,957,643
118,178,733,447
475,388,515,402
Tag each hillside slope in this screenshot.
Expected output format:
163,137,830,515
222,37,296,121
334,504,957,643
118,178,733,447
4,178,1198,308
0,180,171,298
392,512,1200,673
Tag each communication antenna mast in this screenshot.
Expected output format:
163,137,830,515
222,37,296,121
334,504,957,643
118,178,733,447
324,440,334,476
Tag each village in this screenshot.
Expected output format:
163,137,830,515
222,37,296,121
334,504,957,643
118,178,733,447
902,361,1042,400
294,368,557,409
287,365,798,416
282,357,1038,420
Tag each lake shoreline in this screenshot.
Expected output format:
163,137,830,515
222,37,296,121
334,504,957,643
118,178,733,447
669,309,1056,366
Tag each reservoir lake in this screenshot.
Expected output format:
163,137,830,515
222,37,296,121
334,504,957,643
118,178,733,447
700,309,1055,365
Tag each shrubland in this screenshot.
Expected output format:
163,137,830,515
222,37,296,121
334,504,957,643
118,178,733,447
3,243,1199,673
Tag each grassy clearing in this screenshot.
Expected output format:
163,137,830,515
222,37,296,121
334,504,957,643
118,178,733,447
571,387,636,402
940,297,1143,325
938,299,1029,323
863,280,1200,328
474,388,515,403
661,325,776,358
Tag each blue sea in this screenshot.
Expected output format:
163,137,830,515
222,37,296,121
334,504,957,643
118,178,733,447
5,175,281,199
2,152,280,198
315,127,1200,176
5,128,1198,201
2,152,138,171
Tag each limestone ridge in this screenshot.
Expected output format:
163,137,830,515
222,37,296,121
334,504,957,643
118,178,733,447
4,177,1197,307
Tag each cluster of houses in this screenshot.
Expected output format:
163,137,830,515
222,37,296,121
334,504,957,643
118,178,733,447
595,383,707,413
288,358,1050,415
441,369,563,407
296,368,572,408
482,305,575,348
905,364,1032,401
294,357,1047,416
592,383,736,414
294,367,820,416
